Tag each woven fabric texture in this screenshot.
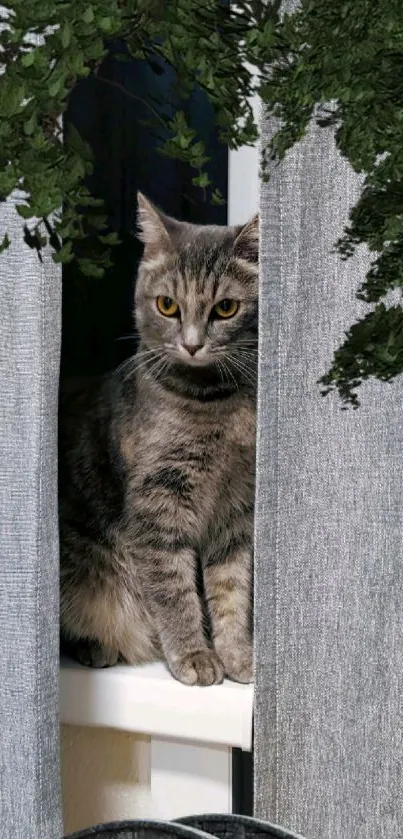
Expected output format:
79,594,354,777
254,83,403,838
0,197,62,838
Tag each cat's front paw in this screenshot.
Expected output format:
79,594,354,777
169,649,224,686
72,638,119,669
217,643,253,684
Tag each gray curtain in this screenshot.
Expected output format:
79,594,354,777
255,88,403,839
0,198,62,838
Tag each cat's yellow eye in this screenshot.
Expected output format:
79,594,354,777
213,299,239,319
156,296,179,317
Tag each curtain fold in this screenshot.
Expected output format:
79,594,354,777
0,198,62,839
255,102,403,839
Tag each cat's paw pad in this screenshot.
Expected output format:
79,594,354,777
170,649,224,686
73,639,119,669
218,644,253,684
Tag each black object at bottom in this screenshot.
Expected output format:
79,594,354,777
65,813,304,839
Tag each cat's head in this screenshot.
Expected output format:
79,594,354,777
134,192,258,398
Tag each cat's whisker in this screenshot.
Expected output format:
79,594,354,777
215,355,238,388
145,354,170,381
122,348,164,381
215,358,223,383
158,360,171,381
121,356,147,380
232,339,258,347
213,354,237,389
116,334,137,342
154,357,170,378
229,355,255,375
137,354,165,377
230,370,255,389
133,352,164,371
232,350,258,359
233,348,258,357
221,360,239,389
117,357,142,381
133,346,163,361
117,346,158,372
231,369,255,387
234,352,258,367
227,356,256,387
229,349,257,366
235,349,258,359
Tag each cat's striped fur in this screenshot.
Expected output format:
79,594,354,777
59,193,258,685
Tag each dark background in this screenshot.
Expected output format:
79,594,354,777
61,45,228,379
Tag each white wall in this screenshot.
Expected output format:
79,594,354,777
61,726,232,834
228,94,260,225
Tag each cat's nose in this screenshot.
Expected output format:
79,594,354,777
183,343,202,356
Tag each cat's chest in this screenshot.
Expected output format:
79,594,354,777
126,399,255,506
149,400,253,468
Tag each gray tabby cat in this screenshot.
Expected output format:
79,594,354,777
59,193,258,686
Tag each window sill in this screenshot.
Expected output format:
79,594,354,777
60,657,253,750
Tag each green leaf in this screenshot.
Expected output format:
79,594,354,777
211,189,226,206
21,51,35,68
16,204,34,220
68,51,86,75
98,16,116,33
65,123,94,162
82,6,94,23
61,22,72,48
48,74,65,97
23,113,37,136
77,258,105,278
53,241,74,263
0,83,25,117
86,212,108,230
0,167,18,197
98,231,121,245
192,172,210,188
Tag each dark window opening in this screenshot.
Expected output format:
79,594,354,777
61,44,228,380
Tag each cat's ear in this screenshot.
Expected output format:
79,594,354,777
137,192,176,258
233,214,259,263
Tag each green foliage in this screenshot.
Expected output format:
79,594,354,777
2,0,403,404
0,0,265,276
257,0,403,406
